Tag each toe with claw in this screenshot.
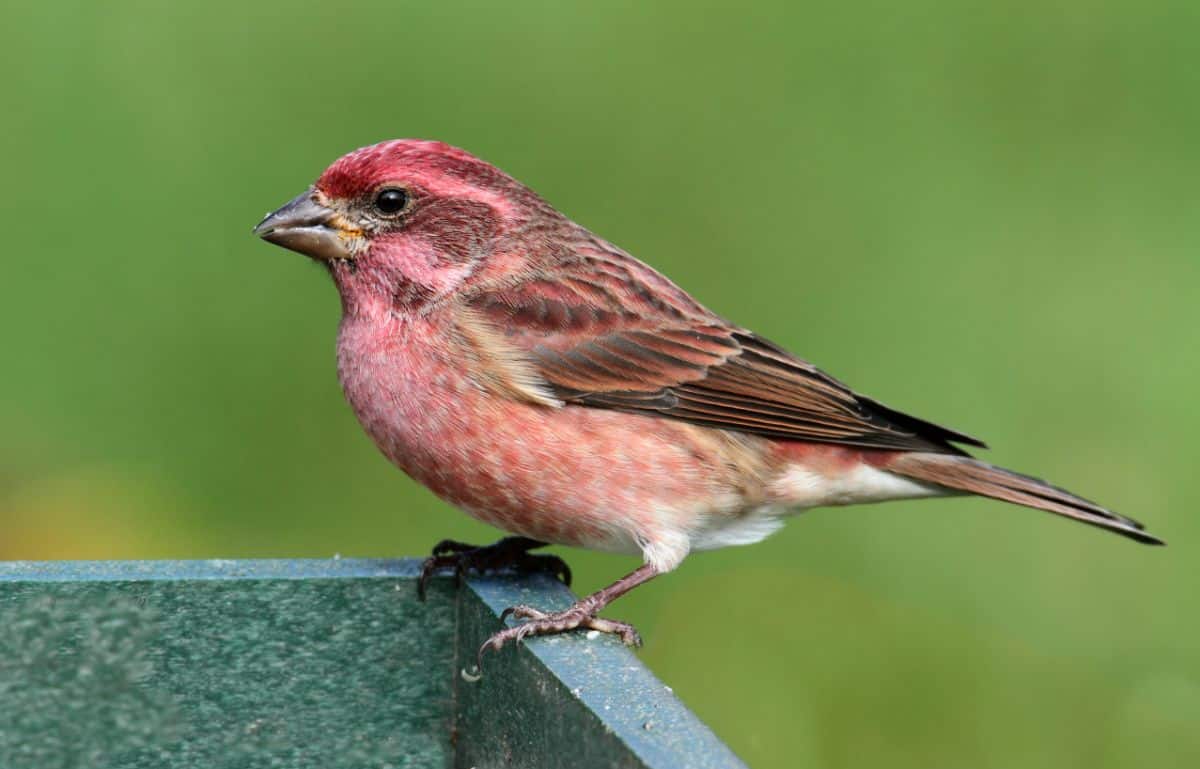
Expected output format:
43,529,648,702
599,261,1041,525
417,536,572,600
459,563,660,679
475,602,643,671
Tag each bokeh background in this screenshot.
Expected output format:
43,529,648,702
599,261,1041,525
4,1,1197,766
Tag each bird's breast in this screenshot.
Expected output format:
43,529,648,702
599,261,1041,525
336,314,474,474
333,312,782,562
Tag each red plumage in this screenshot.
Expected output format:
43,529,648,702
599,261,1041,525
256,139,1160,663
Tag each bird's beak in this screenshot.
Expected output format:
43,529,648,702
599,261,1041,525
253,190,355,261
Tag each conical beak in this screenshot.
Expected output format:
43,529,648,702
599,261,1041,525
254,190,354,261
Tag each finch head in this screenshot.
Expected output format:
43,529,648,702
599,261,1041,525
254,139,554,312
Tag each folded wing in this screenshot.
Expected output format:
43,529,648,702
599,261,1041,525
462,254,984,455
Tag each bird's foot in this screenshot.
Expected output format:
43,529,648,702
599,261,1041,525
417,536,571,600
461,564,657,679
473,602,642,672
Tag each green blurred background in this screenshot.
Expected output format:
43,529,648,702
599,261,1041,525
3,1,1197,766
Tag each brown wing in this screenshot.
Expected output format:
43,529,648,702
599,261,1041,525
463,257,985,455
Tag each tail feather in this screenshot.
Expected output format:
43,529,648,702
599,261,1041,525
886,453,1164,545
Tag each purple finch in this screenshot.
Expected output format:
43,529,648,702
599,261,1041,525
255,140,1161,667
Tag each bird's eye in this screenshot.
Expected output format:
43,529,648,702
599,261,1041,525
373,188,409,215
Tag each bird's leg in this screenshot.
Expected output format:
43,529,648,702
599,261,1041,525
417,535,572,600
474,563,659,673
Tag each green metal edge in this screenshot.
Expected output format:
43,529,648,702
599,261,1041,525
0,558,420,583
461,573,747,769
0,558,455,769
0,560,746,768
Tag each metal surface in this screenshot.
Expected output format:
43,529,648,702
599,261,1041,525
0,559,745,769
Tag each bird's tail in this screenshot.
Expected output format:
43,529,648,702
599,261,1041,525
884,453,1163,545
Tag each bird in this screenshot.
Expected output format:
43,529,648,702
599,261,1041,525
254,139,1162,669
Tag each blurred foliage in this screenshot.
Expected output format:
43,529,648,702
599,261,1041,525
2,0,1197,766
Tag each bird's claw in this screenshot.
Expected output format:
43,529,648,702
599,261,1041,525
498,604,548,623
474,603,643,676
430,538,478,556
417,537,572,601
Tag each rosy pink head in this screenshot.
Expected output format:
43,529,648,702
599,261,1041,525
253,140,555,312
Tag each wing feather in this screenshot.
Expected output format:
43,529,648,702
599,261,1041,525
462,256,985,454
